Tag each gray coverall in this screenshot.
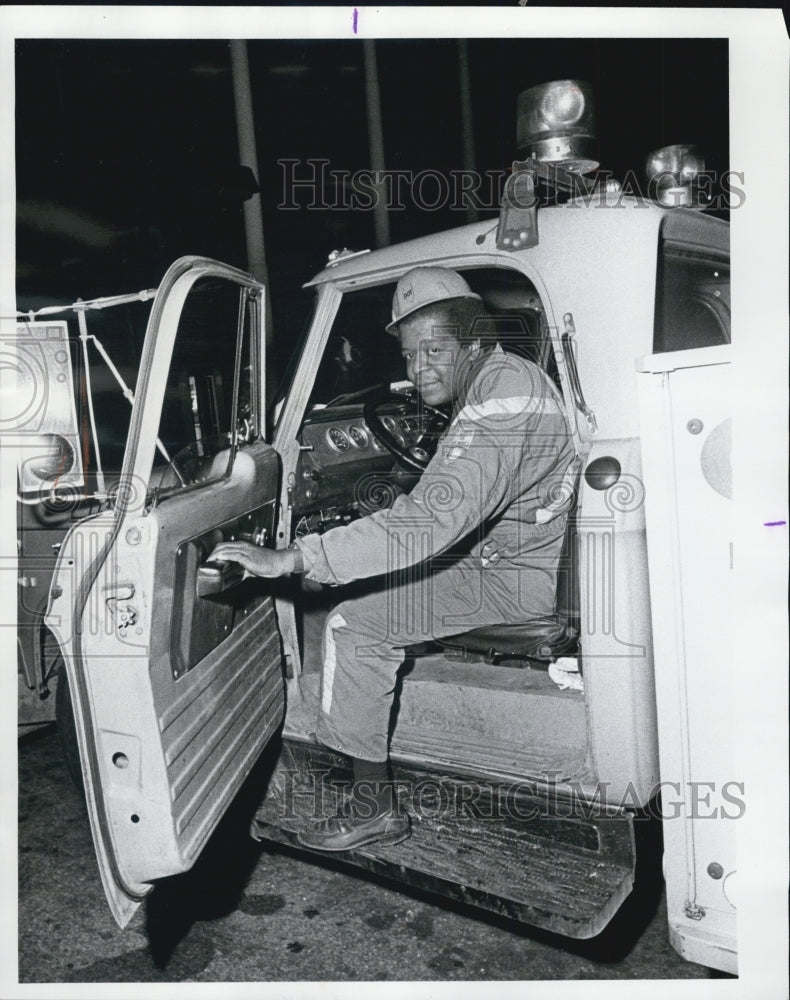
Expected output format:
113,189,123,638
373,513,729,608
295,346,576,762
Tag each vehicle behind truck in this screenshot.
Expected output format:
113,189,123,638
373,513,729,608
13,80,736,972
15,292,157,738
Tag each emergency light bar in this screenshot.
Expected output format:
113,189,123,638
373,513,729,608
497,82,711,250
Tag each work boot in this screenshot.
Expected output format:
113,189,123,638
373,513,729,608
296,784,410,852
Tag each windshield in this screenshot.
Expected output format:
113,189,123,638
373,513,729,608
306,281,403,409
269,292,323,428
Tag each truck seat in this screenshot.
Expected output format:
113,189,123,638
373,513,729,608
406,507,580,668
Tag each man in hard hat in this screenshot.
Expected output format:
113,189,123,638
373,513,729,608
211,266,576,851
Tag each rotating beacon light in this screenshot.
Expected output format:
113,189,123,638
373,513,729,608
497,81,599,251
516,80,599,174
645,144,707,208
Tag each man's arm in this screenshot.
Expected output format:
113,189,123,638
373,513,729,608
295,394,547,585
211,358,571,586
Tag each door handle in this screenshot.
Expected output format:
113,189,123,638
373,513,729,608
561,314,598,435
196,559,245,598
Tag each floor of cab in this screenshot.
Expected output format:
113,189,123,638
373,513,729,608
285,601,592,787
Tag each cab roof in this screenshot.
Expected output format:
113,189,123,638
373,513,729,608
304,199,729,289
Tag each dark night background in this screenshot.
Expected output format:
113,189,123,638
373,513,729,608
15,37,729,383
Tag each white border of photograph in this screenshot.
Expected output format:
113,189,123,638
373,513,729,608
0,8,787,1000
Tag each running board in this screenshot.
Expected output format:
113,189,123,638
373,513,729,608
251,740,635,940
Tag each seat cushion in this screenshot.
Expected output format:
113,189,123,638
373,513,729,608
440,615,578,661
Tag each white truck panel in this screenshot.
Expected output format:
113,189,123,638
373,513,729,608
637,345,736,974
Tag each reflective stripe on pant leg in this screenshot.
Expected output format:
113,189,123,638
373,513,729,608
321,611,347,716
316,592,404,762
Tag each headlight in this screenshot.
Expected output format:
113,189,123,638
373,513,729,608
25,433,76,482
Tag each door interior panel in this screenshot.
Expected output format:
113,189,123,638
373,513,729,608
159,601,283,860
169,500,276,678
144,442,285,869
76,441,285,906
52,259,284,927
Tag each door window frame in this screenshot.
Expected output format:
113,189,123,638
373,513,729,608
653,241,731,355
117,257,265,518
274,253,580,464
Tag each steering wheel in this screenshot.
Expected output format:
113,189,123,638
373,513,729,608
363,390,447,473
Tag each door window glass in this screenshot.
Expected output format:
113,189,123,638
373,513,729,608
152,276,259,496
654,247,730,353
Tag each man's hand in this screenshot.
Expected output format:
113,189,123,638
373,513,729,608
207,541,298,578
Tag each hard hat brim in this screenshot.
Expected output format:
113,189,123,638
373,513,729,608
385,293,483,335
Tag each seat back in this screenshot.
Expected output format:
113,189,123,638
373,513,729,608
437,504,579,663
555,503,580,632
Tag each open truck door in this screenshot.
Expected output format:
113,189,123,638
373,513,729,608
45,257,285,927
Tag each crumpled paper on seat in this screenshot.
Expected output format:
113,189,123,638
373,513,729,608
548,657,584,692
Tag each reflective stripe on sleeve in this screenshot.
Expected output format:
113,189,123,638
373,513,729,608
457,394,563,423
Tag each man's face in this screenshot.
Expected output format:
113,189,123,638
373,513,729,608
398,312,475,407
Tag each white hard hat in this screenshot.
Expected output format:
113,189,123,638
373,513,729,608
386,267,482,333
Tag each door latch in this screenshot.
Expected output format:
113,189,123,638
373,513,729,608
684,900,706,921
105,584,137,637
117,605,138,637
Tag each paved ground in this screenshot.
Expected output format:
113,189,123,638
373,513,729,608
16,726,731,985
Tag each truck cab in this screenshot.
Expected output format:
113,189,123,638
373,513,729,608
22,81,735,972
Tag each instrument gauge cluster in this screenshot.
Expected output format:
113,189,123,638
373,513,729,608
325,427,350,453
296,404,423,519
348,425,370,449
305,408,420,463
381,415,407,448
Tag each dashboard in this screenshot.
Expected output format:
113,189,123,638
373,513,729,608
303,407,422,462
292,397,426,533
